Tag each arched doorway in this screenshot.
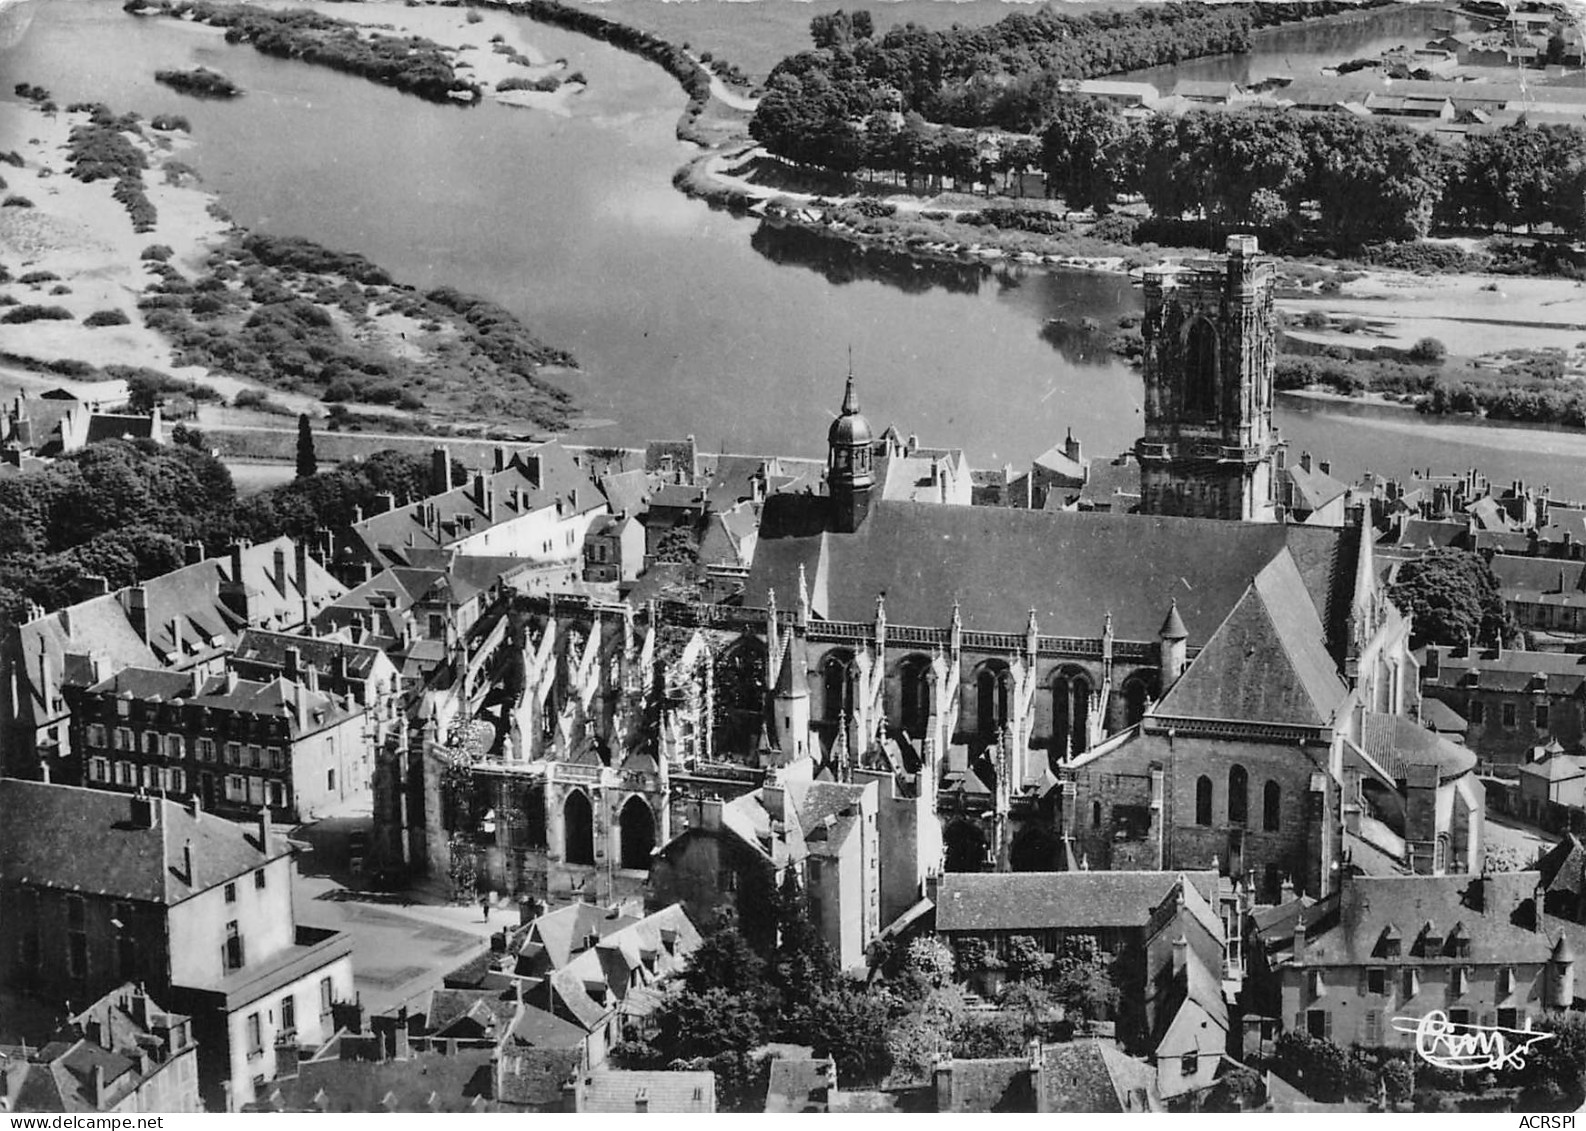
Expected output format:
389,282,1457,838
619,796,655,870
563,790,594,865
1010,826,1059,872
944,821,988,873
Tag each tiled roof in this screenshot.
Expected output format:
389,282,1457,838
258,1049,496,1112
1538,834,1586,896
0,780,284,904
1155,551,1347,727
497,1046,581,1107
1519,751,1586,783
578,1069,715,1113
1423,646,1586,696
87,667,356,737
597,468,650,518
1288,463,1348,512
940,1058,1034,1112
937,871,1219,933
518,904,636,974
425,988,515,1038
748,501,1344,644
1419,698,1467,734
1357,712,1476,782
509,1003,591,1049
1295,872,1556,968
764,1057,833,1112
1040,1042,1126,1112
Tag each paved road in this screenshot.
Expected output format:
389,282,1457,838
286,815,511,1018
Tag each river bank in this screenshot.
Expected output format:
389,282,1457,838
0,94,580,437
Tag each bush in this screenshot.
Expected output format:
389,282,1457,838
497,75,561,93
1299,309,1330,330
84,309,132,328
150,114,191,132
18,271,58,286
141,244,175,262
1,304,73,324
153,66,241,98
1088,213,1140,244
1408,336,1447,363
2,195,33,208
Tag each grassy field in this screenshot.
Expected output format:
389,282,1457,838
561,0,1131,81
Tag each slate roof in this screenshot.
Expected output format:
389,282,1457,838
578,1069,715,1113
0,780,285,904
518,904,636,974
1520,750,1586,783
1538,834,1586,896
348,442,601,566
87,667,356,738
256,1049,496,1112
1357,712,1477,782
747,501,1346,644
597,468,650,518
1154,551,1348,727
232,629,385,682
425,988,516,1038
1040,1041,1126,1113
1294,872,1556,968
1419,697,1468,734
1288,462,1349,512
1423,645,1586,696
937,871,1219,933
508,1003,591,1050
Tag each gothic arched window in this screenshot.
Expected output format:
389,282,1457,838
1184,318,1220,418
619,795,655,871
1263,780,1281,832
1051,668,1091,759
1228,764,1249,826
1195,776,1213,826
822,651,854,723
564,790,594,866
976,664,1011,737
899,655,932,738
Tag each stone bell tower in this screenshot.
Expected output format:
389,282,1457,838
1135,234,1283,522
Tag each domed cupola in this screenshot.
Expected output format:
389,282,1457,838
828,368,875,533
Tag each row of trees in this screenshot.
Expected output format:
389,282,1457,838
755,3,1352,135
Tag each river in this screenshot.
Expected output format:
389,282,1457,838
5,0,1586,497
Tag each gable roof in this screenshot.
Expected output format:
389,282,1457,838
496,1046,582,1107
1155,551,1348,727
0,780,285,904
765,1057,834,1113
578,1069,715,1113
1356,712,1477,782
747,501,1343,644
937,871,1220,933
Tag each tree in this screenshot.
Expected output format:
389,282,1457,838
773,871,839,997
654,987,768,1061
1050,952,1119,1022
952,1013,1025,1059
999,980,1055,1035
295,412,318,479
901,936,955,988
793,986,896,1086
1407,337,1447,364
1205,1065,1263,1112
682,919,772,1000
1002,935,1053,982
1387,547,1515,649
1378,1059,1414,1110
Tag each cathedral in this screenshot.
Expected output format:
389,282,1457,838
386,236,1483,964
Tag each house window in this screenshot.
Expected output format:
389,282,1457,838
170,768,185,794
227,775,246,801
89,757,109,783
1309,969,1327,998
1448,1007,1472,1027
1451,967,1469,995
327,768,336,792
1498,966,1516,996
116,761,135,786
1403,969,1420,997
1306,1009,1330,1039
320,976,334,1017
116,699,130,718
197,738,214,762
165,734,184,759
1502,702,1517,728
1469,700,1485,724
247,1012,263,1057
247,744,262,769
268,746,285,772
1263,780,1281,832
1363,1009,1382,1045
1228,764,1248,825
1536,703,1550,729
281,994,296,1035
114,727,133,751
268,780,287,808
254,869,266,891
142,731,158,755
1498,1007,1521,1030
1195,776,1213,826
225,882,237,903
1367,968,1388,995
87,724,107,748
67,894,87,979
1181,1051,1198,1076
1092,801,1102,829
224,921,245,971
225,742,241,766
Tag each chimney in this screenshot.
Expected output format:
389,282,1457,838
763,783,784,823
430,446,451,496
305,664,320,694
225,669,239,695
393,1007,411,1060
183,838,195,884
294,540,310,595
221,543,252,621
1292,912,1307,963
259,807,273,853
1300,451,1312,473
493,446,508,473
184,541,204,566
700,798,724,833
284,646,301,681
1319,459,1332,477
124,585,149,642
934,1060,954,1113
1172,934,1189,977
91,1064,105,1107
273,546,288,596
190,668,204,697
474,472,494,520
376,492,396,514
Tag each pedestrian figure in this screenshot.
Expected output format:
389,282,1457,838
481,895,490,922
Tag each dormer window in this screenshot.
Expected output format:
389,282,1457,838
1448,924,1470,958
1378,926,1401,959
1419,923,1443,957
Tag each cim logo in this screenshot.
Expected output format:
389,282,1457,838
1391,1011,1555,1073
